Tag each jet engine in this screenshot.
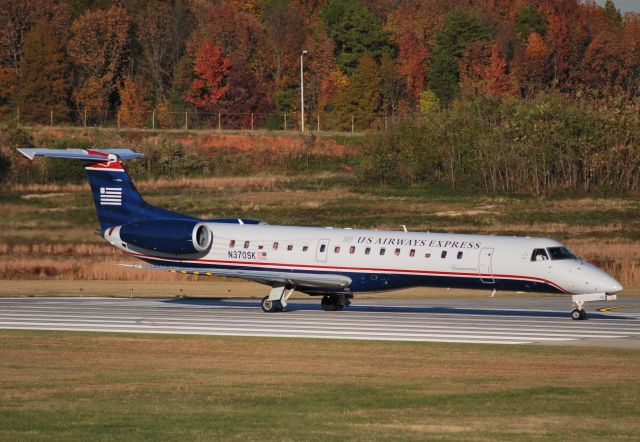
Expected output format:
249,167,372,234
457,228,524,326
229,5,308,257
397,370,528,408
116,219,212,255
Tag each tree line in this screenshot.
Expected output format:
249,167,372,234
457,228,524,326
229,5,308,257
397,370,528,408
1,0,640,129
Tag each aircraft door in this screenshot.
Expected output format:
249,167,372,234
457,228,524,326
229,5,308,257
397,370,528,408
478,248,495,284
316,239,330,262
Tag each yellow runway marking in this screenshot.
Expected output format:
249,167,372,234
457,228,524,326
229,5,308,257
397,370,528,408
597,305,636,312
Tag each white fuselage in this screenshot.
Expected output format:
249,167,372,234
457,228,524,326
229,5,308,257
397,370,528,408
105,223,623,296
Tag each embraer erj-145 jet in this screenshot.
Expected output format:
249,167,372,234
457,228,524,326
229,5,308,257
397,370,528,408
18,148,623,320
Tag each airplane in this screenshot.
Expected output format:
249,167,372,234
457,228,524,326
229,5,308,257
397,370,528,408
17,148,623,320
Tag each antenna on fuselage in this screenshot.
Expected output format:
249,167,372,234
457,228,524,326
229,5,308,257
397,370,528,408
401,225,407,232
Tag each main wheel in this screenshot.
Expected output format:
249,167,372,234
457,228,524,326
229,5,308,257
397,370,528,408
261,296,279,313
321,295,338,311
571,308,585,320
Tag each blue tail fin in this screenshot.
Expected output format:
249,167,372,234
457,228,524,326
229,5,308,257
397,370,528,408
18,148,196,230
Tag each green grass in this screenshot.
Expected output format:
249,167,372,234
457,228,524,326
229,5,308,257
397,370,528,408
1,330,640,440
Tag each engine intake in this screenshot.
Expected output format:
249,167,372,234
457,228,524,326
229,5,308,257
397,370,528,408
118,219,212,256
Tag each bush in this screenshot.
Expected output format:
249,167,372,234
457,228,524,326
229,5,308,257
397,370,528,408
359,94,640,194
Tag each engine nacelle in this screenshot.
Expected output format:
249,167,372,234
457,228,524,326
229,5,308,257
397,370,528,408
116,219,212,256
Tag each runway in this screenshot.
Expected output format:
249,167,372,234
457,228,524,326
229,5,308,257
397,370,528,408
1,296,639,347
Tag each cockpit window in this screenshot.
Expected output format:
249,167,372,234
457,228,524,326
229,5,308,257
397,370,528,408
531,248,549,261
547,246,576,260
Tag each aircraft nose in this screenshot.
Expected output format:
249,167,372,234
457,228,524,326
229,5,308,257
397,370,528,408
609,279,623,293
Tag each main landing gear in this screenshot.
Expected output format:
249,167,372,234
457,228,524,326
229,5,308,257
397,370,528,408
321,294,351,311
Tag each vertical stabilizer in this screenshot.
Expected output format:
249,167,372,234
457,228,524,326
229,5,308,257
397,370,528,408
17,148,196,230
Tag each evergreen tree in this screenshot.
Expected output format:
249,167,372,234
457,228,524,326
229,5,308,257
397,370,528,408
321,0,394,74
427,9,489,104
335,55,383,124
12,18,70,122
604,0,623,28
515,5,548,41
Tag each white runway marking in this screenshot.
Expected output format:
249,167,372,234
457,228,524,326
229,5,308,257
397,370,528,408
1,297,639,346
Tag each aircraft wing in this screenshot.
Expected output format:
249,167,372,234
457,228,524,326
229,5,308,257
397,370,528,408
121,264,352,289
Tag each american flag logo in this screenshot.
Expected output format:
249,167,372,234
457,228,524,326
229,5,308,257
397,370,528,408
257,251,267,260
100,187,122,206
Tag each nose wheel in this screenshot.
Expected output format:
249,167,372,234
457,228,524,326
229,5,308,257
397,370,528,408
571,308,587,320
570,300,587,320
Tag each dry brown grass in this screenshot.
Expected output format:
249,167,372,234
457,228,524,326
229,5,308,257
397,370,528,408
8,175,293,193
136,175,291,191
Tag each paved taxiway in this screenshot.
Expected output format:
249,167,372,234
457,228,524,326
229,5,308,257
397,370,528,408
0,296,639,347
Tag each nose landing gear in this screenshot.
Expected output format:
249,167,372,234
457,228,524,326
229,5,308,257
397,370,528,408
571,304,587,320
570,293,617,320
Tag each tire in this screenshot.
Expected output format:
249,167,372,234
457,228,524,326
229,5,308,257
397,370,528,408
580,310,587,320
261,296,278,313
321,295,338,312
571,309,582,320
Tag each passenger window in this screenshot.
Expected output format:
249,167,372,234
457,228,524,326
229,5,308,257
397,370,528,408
287,244,293,251
457,251,463,259
258,244,264,250
531,248,549,262
394,248,401,256
365,247,371,255
349,246,355,254
409,249,415,257
244,241,250,249
303,246,308,252
425,252,431,258
320,244,326,253
380,248,386,256
273,242,279,250
334,246,340,253
229,240,235,248
441,250,447,259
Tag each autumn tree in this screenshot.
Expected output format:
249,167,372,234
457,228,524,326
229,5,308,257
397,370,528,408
460,42,512,98
136,1,175,104
67,4,131,114
217,60,272,128
117,76,151,128
321,0,395,73
261,0,306,89
185,41,231,111
512,32,552,96
12,18,70,122
302,18,337,118
579,30,624,97
395,29,429,103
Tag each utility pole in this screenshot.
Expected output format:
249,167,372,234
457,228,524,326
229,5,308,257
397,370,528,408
300,50,307,132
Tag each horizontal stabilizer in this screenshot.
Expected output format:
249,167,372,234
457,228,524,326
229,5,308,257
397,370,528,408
17,148,143,161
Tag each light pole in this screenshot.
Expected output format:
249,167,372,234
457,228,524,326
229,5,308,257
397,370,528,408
300,50,307,132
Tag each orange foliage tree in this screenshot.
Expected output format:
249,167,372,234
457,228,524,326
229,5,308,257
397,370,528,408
12,18,70,122
185,41,232,111
67,4,131,114
117,77,151,128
